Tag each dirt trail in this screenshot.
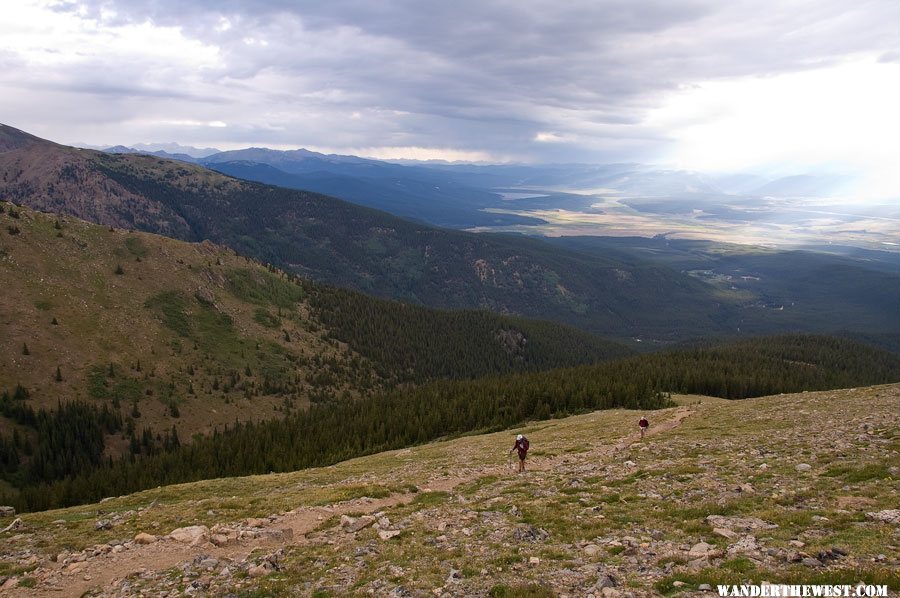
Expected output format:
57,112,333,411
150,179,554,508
20,479,464,597
17,407,694,597
525,405,694,472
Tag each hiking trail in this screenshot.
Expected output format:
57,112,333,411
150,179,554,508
16,405,695,597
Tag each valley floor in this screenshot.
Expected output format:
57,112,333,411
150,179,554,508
0,385,898,597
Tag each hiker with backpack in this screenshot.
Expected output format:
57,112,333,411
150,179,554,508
638,416,649,439
510,434,529,472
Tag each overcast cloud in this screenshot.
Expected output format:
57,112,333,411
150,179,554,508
2,0,899,175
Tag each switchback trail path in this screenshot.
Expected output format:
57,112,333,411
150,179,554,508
12,404,696,597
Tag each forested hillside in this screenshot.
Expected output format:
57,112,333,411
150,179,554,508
5,334,898,512
0,203,632,506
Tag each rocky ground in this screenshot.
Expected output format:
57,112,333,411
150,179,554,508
0,384,898,597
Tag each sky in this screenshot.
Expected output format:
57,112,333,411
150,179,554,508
2,0,900,190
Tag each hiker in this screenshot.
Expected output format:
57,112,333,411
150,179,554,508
510,433,529,472
638,415,649,439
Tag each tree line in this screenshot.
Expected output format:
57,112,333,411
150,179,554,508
2,334,899,512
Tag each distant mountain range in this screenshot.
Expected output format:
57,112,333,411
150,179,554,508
80,141,858,231
3,123,898,344
1,123,731,342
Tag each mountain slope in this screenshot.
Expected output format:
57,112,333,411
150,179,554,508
0,202,630,443
1,384,897,595
549,235,900,337
6,330,898,512
0,124,737,342
206,159,542,228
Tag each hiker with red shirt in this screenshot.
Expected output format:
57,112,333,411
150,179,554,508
638,416,649,439
510,434,529,472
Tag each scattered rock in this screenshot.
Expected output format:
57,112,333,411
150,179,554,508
699,583,713,591
866,510,900,525
789,540,805,548
594,574,618,590
1,518,24,533
134,532,157,544
247,565,269,578
169,525,210,546
378,529,401,541
94,519,113,531
196,557,219,570
0,506,15,518
513,525,550,543
727,535,760,554
347,515,376,533
194,288,216,305
446,568,462,584
706,515,777,531
801,557,823,568
689,541,713,557
584,544,602,556
795,463,812,472
713,528,738,540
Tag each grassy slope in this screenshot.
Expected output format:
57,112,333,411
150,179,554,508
0,203,629,445
1,384,896,595
0,204,364,440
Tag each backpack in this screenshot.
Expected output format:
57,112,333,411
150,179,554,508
520,437,530,451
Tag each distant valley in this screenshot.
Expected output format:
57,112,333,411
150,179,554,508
5,123,900,346
88,139,899,254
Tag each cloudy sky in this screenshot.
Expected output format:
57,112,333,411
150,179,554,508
2,0,899,184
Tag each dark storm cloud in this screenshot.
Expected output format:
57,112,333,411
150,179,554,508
20,0,900,160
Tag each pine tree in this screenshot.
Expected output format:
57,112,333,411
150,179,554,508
22,343,29,356
55,366,63,382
